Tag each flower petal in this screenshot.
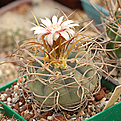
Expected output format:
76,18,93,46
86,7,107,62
61,20,74,27
31,26,47,34
53,33,60,40
65,29,75,36
58,16,64,25
40,18,48,27
46,34,53,45
52,15,57,25
45,17,52,26
30,26,40,31
60,31,69,40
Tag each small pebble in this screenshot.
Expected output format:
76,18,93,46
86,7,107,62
69,114,77,120
47,116,53,120
14,85,18,91
95,88,106,101
105,92,112,100
25,113,32,120
12,97,18,103
96,108,101,113
86,113,90,118
90,104,95,112
7,97,12,102
12,104,15,107
24,110,30,114
14,93,18,97
91,112,96,116
78,110,85,116
66,113,71,119
5,91,11,97
1,94,7,101
7,102,11,107
19,102,23,106
14,102,19,110
87,106,92,115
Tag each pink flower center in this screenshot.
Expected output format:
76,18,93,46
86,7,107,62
47,24,62,34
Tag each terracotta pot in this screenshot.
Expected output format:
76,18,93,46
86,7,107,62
54,0,83,9
0,0,16,7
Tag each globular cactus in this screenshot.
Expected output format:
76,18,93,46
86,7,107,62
27,49,99,110
16,13,101,111
103,0,121,58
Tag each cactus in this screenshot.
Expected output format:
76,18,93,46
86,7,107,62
27,49,99,109
102,0,121,58
15,14,101,111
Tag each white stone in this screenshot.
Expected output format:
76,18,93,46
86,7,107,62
7,97,12,102
14,93,18,97
12,104,15,107
14,85,18,91
19,102,23,106
7,102,11,105
27,100,30,103
30,111,33,115
19,88,22,91
100,97,106,103
47,116,53,120
12,98,16,103
3,93,7,97
7,102,11,108
1,94,7,100
12,96,19,103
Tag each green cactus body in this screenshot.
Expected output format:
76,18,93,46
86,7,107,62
27,48,99,108
106,13,121,58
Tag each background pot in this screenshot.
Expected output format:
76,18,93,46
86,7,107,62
54,0,83,9
0,0,16,7
80,0,109,25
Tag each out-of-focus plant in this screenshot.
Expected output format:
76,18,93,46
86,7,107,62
0,63,17,85
0,12,32,52
101,0,121,59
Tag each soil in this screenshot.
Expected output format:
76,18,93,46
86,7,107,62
1,80,120,121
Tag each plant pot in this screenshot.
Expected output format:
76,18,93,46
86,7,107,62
80,0,109,25
54,0,83,9
0,101,25,121
0,73,120,121
0,0,16,7
86,101,121,121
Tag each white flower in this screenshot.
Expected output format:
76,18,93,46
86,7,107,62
31,15,79,45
